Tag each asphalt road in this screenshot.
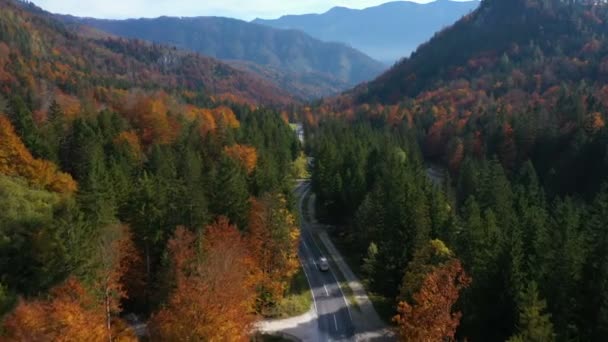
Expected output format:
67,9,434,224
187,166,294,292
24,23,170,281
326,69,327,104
295,181,355,342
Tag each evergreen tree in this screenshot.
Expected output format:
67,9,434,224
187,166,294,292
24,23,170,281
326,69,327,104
580,185,608,340
210,155,250,229
7,95,46,158
362,242,379,282
508,282,556,342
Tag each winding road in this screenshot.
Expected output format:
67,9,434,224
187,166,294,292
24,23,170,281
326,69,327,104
295,181,355,341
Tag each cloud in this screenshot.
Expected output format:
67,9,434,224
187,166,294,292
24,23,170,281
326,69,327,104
32,0,439,20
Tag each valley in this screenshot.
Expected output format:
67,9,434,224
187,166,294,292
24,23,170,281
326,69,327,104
2,0,608,341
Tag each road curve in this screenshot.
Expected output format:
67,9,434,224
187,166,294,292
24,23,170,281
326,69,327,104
295,181,355,342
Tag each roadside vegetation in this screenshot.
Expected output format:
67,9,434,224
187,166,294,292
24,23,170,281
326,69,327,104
272,267,313,318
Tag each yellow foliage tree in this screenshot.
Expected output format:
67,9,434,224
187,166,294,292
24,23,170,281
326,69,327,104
248,194,300,314
0,115,77,193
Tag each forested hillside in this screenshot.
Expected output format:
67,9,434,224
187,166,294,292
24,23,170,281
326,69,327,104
1,1,294,106
324,0,608,195
58,15,386,99
307,0,608,341
0,0,304,340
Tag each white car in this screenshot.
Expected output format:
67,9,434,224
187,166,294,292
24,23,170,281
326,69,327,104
318,257,329,271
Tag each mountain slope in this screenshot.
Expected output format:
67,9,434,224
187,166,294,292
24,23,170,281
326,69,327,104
0,1,294,106
354,0,603,104
318,0,608,197
254,0,480,64
57,15,387,99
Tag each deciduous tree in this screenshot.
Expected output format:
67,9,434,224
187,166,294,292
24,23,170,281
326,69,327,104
150,219,257,341
248,194,300,314
394,258,471,342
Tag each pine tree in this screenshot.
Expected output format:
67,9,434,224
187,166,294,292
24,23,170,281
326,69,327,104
210,155,250,229
580,184,608,339
508,282,556,342
7,95,46,159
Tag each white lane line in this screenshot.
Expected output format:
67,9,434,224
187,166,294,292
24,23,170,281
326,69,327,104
298,216,320,315
299,258,318,315
333,314,339,331
323,284,329,296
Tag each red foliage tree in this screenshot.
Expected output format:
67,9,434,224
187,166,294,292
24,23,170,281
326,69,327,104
394,259,471,342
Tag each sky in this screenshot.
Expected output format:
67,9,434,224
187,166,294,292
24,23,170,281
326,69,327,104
32,0,454,21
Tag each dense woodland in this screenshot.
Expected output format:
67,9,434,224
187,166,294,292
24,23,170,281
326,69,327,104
310,119,608,341
308,0,608,341
0,0,303,340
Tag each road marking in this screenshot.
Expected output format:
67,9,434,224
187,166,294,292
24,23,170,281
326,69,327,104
298,182,355,337
299,258,318,315
297,195,319,316
300,184,355,326
323,284,329,296
333,314,338,331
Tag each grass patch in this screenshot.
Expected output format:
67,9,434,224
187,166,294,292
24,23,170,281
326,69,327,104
367,292,395,324
273,267,313,318
301,188,312,223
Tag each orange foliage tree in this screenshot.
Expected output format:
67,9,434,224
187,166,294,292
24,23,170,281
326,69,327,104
0,115,77,193
2,278,136,342
248,194,300,314
150,218,257,341
127,93,178,146
224,144,258,175
113,130,144,163
394,241,471,342
447,137,465,172
213,106,240,129
183,105,217,136
54,91,81,120
93,225,143,341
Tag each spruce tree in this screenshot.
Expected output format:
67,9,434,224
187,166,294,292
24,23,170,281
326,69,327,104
508,282,556,342
210,155,250,229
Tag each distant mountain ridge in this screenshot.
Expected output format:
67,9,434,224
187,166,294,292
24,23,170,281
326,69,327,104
0,0,295,106
254,0,480,64
57,15,386,100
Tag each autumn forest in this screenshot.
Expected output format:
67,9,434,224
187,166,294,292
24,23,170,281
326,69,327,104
2,0,608,341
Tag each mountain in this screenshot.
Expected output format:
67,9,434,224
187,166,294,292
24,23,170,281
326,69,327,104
0,1,294,106
321,0,608,196
353,0,604,104
254,0,480,64
56,15,387,100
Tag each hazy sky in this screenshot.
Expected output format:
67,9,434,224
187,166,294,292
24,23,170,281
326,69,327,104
32,0,454,21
